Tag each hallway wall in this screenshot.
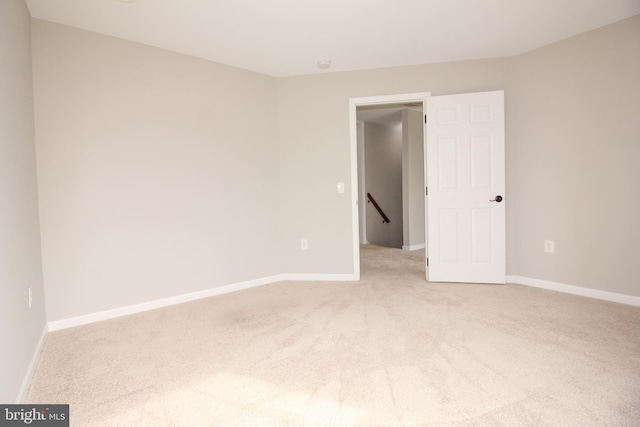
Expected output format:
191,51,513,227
364,121,403,248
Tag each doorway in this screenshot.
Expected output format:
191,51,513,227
349,90,507,284
357,104,425,250
348,93,431,279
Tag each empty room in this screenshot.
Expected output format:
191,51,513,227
2,0,639,425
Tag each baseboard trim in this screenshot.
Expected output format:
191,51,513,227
402,244,425,251
47,273,359,332
507,275,640,307
46,273,640,332
48,274,289,331
16,325,47,403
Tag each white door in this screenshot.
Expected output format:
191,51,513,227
426,91,505,284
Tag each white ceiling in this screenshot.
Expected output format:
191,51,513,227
357,103,423,126
25,0,640,77
357,108,405,127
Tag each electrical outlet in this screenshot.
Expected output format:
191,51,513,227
544,240,555,253
28,287,32,308
301,239,308,250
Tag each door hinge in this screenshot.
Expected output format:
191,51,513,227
425,187,428,196
424,114,427,124
426,258,429,267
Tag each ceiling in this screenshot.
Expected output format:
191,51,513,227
357,103,422,127
357,108,404,127
25,0,640,77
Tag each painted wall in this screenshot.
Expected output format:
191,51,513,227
277,16,640,297
31,20,282,322
364,121,403,248
508,14,640,296
23,12,640,336
277,58,510,274
402,109,425,250
0,0,47,403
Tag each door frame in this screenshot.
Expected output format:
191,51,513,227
356,120,367,245
349,92,431,280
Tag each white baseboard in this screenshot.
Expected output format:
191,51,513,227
47,273,359,332
46,273,640,332
507,275,640,307
402,244,425,251
16,325,48,403
48,274,289,331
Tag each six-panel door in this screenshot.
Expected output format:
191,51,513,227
426,91,505,284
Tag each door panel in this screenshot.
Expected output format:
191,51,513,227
426,91,505,284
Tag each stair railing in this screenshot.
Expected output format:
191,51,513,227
367,193,390,223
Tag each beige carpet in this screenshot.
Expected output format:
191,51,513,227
28,245,640,426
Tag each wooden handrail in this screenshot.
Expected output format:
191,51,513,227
367,193,390,223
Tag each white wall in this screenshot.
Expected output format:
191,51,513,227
32,20,282,322
401,109,425,250
277,16,640,298
0,0,47,403
364,122,403,248
19,13,640,339
277,58,510,275
508,14,640,296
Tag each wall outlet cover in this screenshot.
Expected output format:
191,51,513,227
544,240,555,253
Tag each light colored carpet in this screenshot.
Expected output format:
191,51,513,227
27,245,640,426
